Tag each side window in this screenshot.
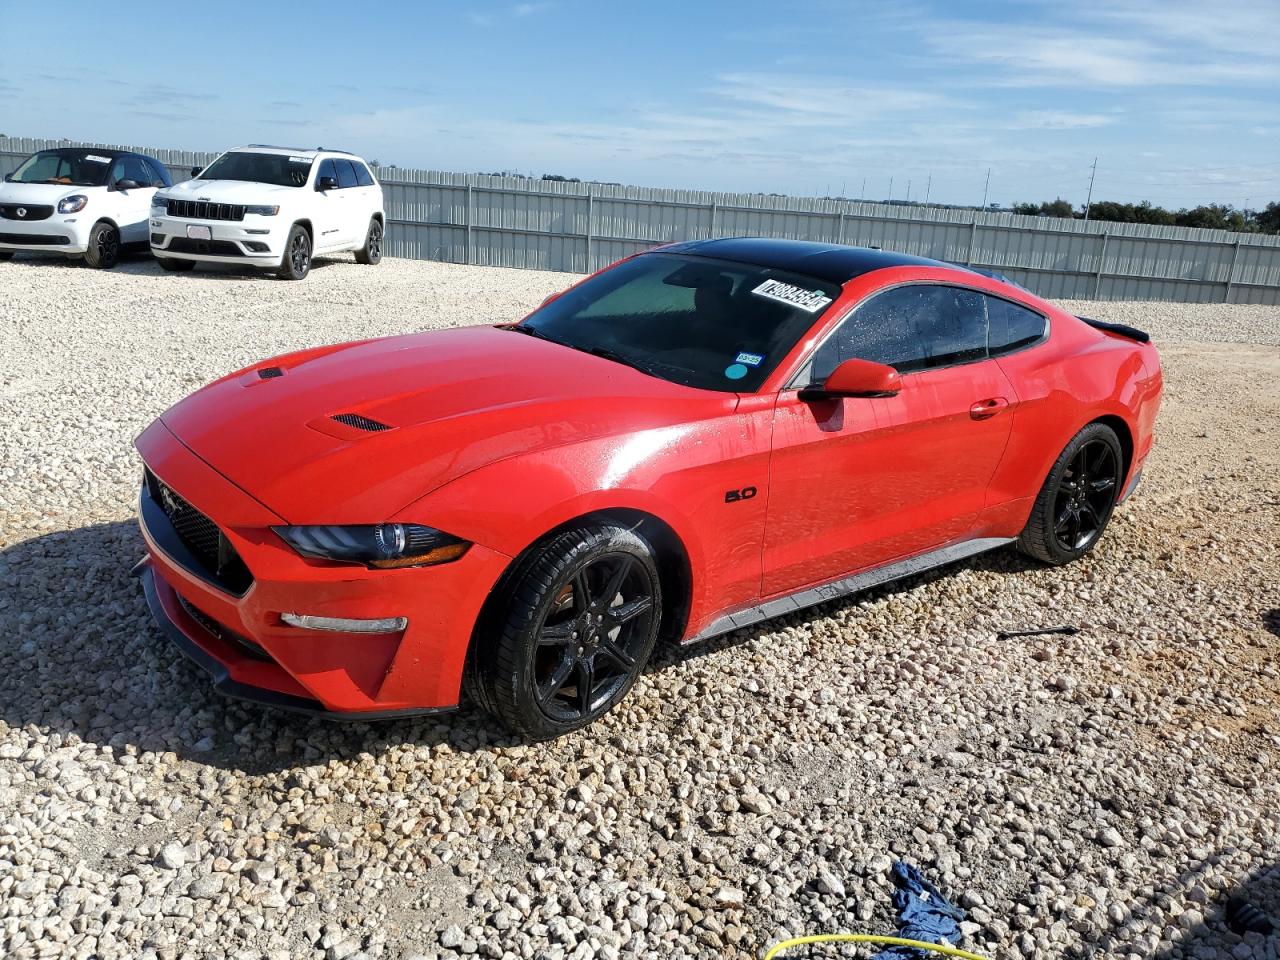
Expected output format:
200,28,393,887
316,158,338,188
145,158,172,187
808,284,989,381
336,159,358,189
353,162,375,187
986,295,1046,355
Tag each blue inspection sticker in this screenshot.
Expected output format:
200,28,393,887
724,363,749,380
735,351,764,366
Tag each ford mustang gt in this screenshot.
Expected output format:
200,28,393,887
134,238,1162,737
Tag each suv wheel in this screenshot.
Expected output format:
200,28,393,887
467,522,662,739
277,225,311,280
355,218,382,265
0,252,13,262
84,222,120,269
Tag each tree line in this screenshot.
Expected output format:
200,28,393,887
1010,198,1280,234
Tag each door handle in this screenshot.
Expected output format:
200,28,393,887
969,397,1009,420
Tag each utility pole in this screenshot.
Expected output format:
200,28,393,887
1084,156,1098,221
906,179,912,203
888,176,893,202
860,176,866,199
981,167,991,210
924,174,932,206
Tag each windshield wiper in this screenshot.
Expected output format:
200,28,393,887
506,323,560,344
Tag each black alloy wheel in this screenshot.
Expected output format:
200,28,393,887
466,522,664,739
1018,421,1124,565
278,225,311,280
1052,439,1119,552
533,553,656,723
85,222,120,269
356,218,383,264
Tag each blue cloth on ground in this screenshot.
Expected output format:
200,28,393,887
870,861,967,958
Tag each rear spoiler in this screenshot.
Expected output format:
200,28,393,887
1077,316,1150,344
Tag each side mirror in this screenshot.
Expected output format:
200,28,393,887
114,178,142,191
798,358,901,401
317,176,339,191
3,174,11,182
191,166,203,178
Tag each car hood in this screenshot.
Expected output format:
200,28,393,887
0,182,106,204
163,179,302,203
158,325,731,524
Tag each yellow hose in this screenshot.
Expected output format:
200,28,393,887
763,933,990,960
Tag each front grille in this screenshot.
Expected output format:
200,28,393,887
145,469,254,594
331,413,391,432
0,232,68,245
177,595,270,660
163,237,245,257
0,204,54,221
166,199,246,222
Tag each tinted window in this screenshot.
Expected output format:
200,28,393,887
520,253,840,392
353,162,375,187
335,159,358,189
986,296,1046,355
144,157,173,187
198,151,313,187
8,149,116,187
809,284,988,380
112,155,155,187
316,158,338,187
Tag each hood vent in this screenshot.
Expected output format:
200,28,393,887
257,366,284,379
331,412,391,432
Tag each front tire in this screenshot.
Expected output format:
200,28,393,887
277,224,311,280
467,523,662,739
355,218,383,265
158,257,195,272
84,222,120,269
1018,422,1123,565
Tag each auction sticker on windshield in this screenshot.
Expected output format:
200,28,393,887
85,155,112,163
751,279,833,313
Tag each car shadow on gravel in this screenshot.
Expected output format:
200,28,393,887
3,251,348,279
1062,858,1280,958
0,521,523,776
1263,609,1280,638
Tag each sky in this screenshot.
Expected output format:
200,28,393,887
2,0,1278,209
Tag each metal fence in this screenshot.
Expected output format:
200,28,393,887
5,135,1280,304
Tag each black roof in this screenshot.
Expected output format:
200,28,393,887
663,237,969,285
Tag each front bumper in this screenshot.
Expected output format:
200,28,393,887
149,213,283,264
0,215,92,253
134,419,512,717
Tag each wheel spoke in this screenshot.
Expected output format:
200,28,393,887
598,636,636,670
536,655,574,705
576,658,595,713
1079,502,1099,532
1091,476,1116,492
538,621,574,646
1054,503,1073,534
1068,507,1082,545
572,568,592,612
606,595,653,626
601,556,633,605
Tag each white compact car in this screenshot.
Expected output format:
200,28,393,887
0,147,172,268
149,146,385,280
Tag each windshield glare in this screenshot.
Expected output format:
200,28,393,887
519,253,841,392
198,152,313,187
9,149,116,187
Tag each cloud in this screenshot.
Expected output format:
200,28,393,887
1013,111,1116,130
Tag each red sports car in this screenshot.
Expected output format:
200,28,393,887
135,239,1162,737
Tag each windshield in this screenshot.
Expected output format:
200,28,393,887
518,253,841,392
8,149,117,187
197,152,313,187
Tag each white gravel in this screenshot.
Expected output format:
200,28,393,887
2,250,1279,960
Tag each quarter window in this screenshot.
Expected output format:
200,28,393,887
986,296,1046,355
808,284,989,380
144,158,173,187
353,162,375,187
336,160,358,189
111,155,155,187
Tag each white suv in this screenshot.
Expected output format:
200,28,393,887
0,147,172,268
149,146,385,280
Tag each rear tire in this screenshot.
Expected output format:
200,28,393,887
84,222,120,269
0,251,13,262
277,224,311,280
158,257,195,272
1018,422,1123,566
467,523,662,739
354,218,383,265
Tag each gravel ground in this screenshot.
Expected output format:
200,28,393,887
1,251,1278,960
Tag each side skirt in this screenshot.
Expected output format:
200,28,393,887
685,537,1016,643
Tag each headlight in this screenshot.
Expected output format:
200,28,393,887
273,524,470,568
244,205,280,216
57,195,88,214
150,194,168,209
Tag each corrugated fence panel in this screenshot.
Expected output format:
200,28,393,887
3,135,1280,303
